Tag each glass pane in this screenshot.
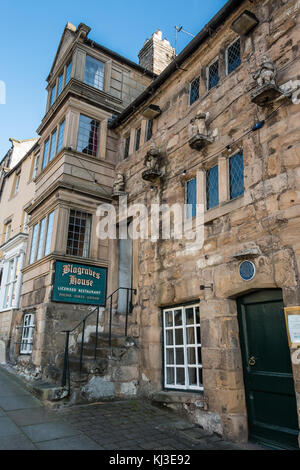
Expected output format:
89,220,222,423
57,73,64,96
49,130,57,162
174,309,182,326
66,210,91,257
195,307,200,324
166,368,174,385
56,120,65,153
166,349,174,365
77,115,100,157
208,60,219,90
230,152,244,199
50,84,56,106
175,329,183,345
30,224,39,264
166,330,173,346
165,311,173,327
176,368,185,385
186,327,195,344
37,218,46,261
188,368,197,386
176,348,184,365
65,61,72,85
198,368,203,386
44,211,54,256
42,139,49,170
227,39,241,74
187,347,196,364
197,347,202,364
186,178,197,219
197,327,201,344
206,165,219,209
84,55,105,91
186,308,194,325
190,77,199,105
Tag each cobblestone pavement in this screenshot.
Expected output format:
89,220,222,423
0,366,262,450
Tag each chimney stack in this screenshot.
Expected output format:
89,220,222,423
138,30,174,75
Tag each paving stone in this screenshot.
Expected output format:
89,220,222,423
37,434,102,450
22,421,80,442
0,433,37,450
0,417,21,437
0,395,42,411
7,407,59,426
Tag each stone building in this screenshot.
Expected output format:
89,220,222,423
2,0,300,450
0,138,38,362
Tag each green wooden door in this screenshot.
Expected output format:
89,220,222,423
237,290,299,449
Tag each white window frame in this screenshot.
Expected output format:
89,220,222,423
163,304,203,391
4,223,11,243
3,256,20,310
20,313,35,355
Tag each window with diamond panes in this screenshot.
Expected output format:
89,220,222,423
190,76,200,105
66,210,91,258
135,127,141,152
206,165,219,209
229,152,244,199
207,59,219,90
226,38,241,75
164,305,202,391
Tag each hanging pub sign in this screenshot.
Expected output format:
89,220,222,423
52,261,107,306
284,306,300,348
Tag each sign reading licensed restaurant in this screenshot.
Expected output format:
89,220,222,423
52,261,107,306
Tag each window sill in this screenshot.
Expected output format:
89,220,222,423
152,390,205,406
204,195,244,224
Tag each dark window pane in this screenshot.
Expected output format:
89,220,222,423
165,311,173,327
190,77,200,105
174,310,182,326
49,130,57,162
229,152,244,199
77,114,100,157
166,349,174,365
57,120,65,153
227,39,241,74
57,73,64,96
124,136,130,159
65,61,72,85
166,330,173,346
166,368,175,385
207,59,219,90
186,308,194,325
206,165,219,209
186,327,195,344
42,139,50,170
135,127,141,151
175,329,183,345
50,84,56,106
146,119,153,141
187,348,196,365
176,368,185,385
188,368,197,386
176,348,184,365
66,209,91,257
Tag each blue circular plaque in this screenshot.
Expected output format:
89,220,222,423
239,261,256,281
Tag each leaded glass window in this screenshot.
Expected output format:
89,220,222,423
146,119,153,141
164,305,202,391
226,38,241,75
57,72,64,97
84,55,105,91
206,165,219,209
48,129,57,163
207,59,219,90
190,76,200,105
65,61,72,85
42,139,50,170
135,127,141,152
186,178,197,219
50,84,56,106
229,152,244,199
77,115,100,157
56,120,65,154
66,210,92,258
124,135,130,159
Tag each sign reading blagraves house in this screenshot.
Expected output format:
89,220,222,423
52,261,107,306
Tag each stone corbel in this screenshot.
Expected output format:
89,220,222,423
142,143,162,183
111,172,127,200
251,57,286,106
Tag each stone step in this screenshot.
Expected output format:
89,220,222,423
25,379,69,402
86,332,126,348
68,356,108,375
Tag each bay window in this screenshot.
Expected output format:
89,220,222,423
29,211,54,264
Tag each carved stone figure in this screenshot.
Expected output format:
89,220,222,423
191,111,210,137
113,172,125,193
144,143,161,173
142,143,162,182
253,57,277,87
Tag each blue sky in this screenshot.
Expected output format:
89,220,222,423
0,0,227,157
